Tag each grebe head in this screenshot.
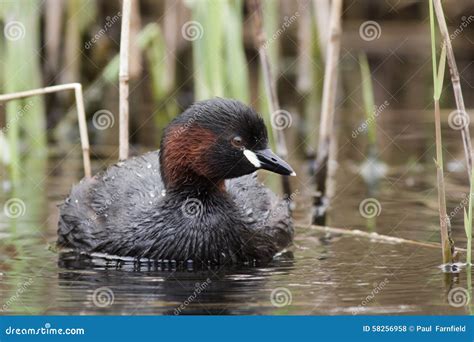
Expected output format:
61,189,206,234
160,98,295,190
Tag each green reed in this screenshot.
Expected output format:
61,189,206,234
258,0,279,151
138,23,178,135
358,53,376,148
1,1,47,184
429,0,453,264
223,0,249,103
190,0,249,102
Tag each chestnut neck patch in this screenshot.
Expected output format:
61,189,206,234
160,125,222,191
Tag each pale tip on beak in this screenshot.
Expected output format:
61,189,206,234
290,171,296,176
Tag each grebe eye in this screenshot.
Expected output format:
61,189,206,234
231,136,243,148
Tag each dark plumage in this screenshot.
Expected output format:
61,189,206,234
58,98,295,264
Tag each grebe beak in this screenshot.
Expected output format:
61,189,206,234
244,148,296,176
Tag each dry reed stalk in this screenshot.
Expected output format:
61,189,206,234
0,83,91,178
129,0,142,79
430,0,454,264
119,0,132,161
44,0,64,75
62,0,81,84
307,225,466,251
312,0,330,60
296,0,312,94
163,0,178,92
247,0,291,196
433,0,473,177
312,0,342,223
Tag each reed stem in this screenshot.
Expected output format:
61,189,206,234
430,0,454,264
312,0,342,223
433,0,473,178
312,0,330,61
358,53,376,148
306,225,466,251
248,0,291,196
435,99,453,263
119,0,132,161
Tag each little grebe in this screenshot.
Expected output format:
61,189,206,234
58,98,295,264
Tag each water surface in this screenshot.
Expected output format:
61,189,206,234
0,113,472,315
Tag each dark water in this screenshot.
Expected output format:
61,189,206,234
0,113,473,315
